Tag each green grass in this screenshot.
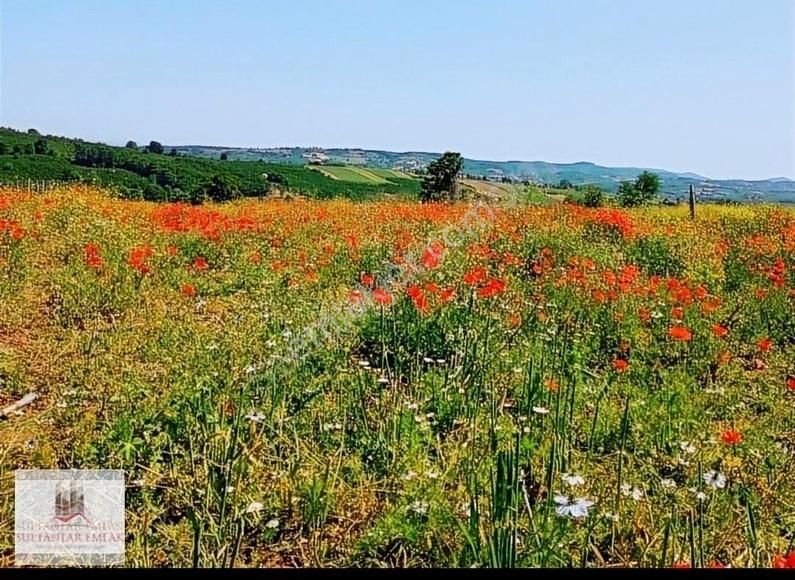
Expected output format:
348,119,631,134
311,165,390,184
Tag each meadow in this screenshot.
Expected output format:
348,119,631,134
0,185,794,568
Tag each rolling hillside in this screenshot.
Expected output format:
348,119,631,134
172,145,795,203
0,128,419,201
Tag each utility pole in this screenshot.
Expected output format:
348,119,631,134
688,184,696,220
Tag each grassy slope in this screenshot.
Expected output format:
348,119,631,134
0,128,420,201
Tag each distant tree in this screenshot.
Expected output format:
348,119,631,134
220,152,229,161
420,152,463,202
0,141,7,156
147,140,164,154
618,171,660,207
558,179,573,190
169,148,178,157
33,138,50,155
125,140,138,149
204,174,241,202
635,171,660,199
582,185,605,208
27,128,40,135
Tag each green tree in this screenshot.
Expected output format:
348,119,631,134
618,171,660,207
635,171,660,199
420,152,463,202
204,174,241,202
0,141,7,156
220,152,229,161
147,140,164,154
582,185,605,208
125,140,138,149
33,138,50,155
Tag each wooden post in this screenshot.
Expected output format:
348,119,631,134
688,184,696,220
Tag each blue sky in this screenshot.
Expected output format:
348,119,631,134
1,0,793,179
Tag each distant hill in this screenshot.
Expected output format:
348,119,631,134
172,145,795,204
0,128,419,201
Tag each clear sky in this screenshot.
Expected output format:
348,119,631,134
1,0,793,180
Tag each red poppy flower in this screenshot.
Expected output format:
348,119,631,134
669,326,693,342
372,288,392,306
711,324,728,338
721,429,743,446
613,359,629,373
348,290,363,305
421,246,442,270
439,287,456,304
407,285,429,313
166,244,178,257
181,284,196,297
788,377,795,392
192,256,209,271
361,272,375,288
127,245,155,275
463,266,487,287
670,561,691,569
477,278,506,299
84,244,103,269
424,282,441,295
758,337,773,352
772,552,795,569
592,289,607,304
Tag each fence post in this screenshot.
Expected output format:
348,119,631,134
688,184,696,220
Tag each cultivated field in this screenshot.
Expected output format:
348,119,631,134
0,185,794,568
309,166,388,184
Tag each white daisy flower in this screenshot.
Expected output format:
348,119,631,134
265,518,280,529
621,484,644,501
532,406,550,415
679,441,697,455
554,495,594,519
245,501,264,514
661,478,677,490
703,470,726,489
245,412,266,423
407,500,429,516
562,473,585,487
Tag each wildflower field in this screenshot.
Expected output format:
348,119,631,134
0,185,794,568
